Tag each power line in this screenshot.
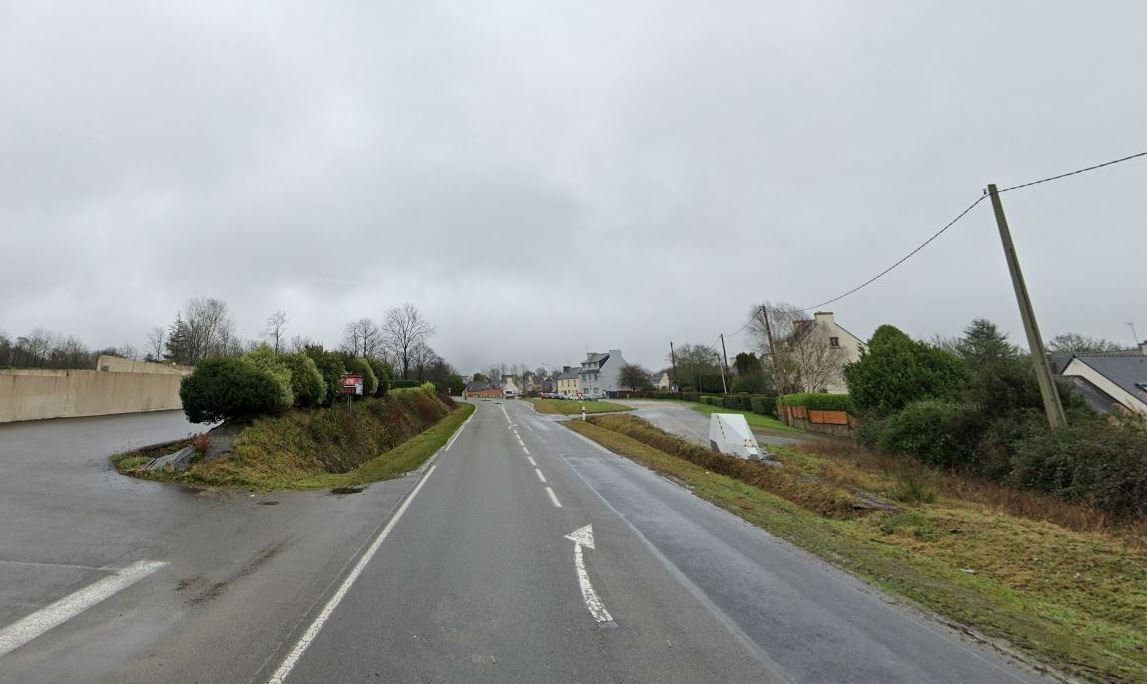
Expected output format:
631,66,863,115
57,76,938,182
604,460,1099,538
799,195,987,311
997,151,1147,193
796,149,1147,312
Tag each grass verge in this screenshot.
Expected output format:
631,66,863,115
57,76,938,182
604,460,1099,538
526,398,633,415
565,416,1147,683
686,401,799,434
114,398,473,491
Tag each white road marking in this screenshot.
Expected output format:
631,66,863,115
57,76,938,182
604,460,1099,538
267,464,438,684
563,525,613,624
444,411,476,451
0,560,166,658
534,468,547,483
522,447,530,455
545,487,563,508
527,456,537,466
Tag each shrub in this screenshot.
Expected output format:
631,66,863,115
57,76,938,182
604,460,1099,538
844,324,969,416
778,393,854,412
680,391,700,403
344,357,379,398
1008,420,1147,519
731,375,768,395
390,380,420,390
280,353,326,407
875,400,980,469
180,357,292,423
303,347,347,407
243,344,295,409
750,394,777,416
366,358,392,397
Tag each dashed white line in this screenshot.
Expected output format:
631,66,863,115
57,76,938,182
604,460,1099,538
527,456,537,466
0,560,166,658
545,487,563,508
267,464,438,684
535,468,547,483
522,447,530,455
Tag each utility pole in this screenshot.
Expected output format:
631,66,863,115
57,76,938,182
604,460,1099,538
761,305,783,394
669,341,679,392
719,334,731,394
716,346,728,394
987,184,1067,429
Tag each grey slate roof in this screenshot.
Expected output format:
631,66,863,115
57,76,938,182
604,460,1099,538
1071,354,1147,406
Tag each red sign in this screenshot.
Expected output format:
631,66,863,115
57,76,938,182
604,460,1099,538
339,374,364,395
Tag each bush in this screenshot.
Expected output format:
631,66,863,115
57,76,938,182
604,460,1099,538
344,357,379,398
390,380,420,390
731,375,769,395
1008,420,1147,519
243,345,294,409
280,353,326,407
750,394,777,416
844,324,969,416
874,400,981,469
303,347,347,407
366,358,392,397
180,357,292,423
778,393,854,412
680,391,700,403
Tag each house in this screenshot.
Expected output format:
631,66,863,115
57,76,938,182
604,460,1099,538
779,311,864,394
1049,343,1147,416
578,349,629,399
556,366,579,397
650,371,671,391
462,382,501,399
503,376,520,398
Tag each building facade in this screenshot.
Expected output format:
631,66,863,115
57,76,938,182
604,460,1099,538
578,349,628,398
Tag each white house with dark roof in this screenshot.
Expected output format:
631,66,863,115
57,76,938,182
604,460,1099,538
1049,344,1147,416
578,349,628,398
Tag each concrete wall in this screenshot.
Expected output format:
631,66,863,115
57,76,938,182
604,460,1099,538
0,369,183,423
95,354,192,376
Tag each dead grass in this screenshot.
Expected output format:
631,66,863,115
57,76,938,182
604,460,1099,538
567,415,1147,683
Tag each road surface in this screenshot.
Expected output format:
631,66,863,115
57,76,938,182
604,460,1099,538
617,398,806,448
0,403,1052,682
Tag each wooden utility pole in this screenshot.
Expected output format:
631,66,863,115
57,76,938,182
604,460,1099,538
761,305,783,394
669,341,679,392
719,334,731,394
986,184,1067,429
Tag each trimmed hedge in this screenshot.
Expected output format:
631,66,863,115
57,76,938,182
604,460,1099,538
750,394,777,417
389,380,421,390
180,357,292,424
778,392,855,412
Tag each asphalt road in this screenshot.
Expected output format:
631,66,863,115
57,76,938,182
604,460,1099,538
0,403,1053,682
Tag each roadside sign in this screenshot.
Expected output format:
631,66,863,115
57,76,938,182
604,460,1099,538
339,374,364,396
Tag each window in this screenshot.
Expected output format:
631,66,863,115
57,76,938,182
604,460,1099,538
829,336,840,348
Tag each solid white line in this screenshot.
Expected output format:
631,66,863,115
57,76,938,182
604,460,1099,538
444,411,475,451
0,560,166,658
545,486,563,508
573,543,613,623
267,465,438,684
527,456,537,466
535,468,547,483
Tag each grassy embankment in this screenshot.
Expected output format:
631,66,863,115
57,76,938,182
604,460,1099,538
565,413,1147,683
526,398,632,415
114,389,473,491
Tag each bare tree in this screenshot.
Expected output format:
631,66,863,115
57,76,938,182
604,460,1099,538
342,318,383,358
289,335,315,353
619,363,653,391
146,326,167,362
165,297,236,364
382,303,436,380
263,310,288,353
747,302,845,393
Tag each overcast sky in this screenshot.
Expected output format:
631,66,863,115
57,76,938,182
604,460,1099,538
2,1,1144,373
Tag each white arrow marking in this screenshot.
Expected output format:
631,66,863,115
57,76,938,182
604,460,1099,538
564,525,613,624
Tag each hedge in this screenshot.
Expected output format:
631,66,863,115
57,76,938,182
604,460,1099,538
778,392,855,412
389,380,421,390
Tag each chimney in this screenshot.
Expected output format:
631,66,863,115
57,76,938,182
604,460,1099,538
813,311,835,326
1139,341,1147,355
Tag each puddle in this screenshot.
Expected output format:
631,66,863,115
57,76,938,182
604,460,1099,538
258,500,280,506
330,485,365,495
